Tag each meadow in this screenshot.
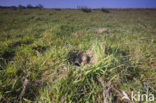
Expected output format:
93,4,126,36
0,8,156,103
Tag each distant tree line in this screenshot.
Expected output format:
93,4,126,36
77,6,110,13
77,6,92,13
0,4,44,9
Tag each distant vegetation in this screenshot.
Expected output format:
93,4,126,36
101,8,110,13
0,4,44,9
18,5,26,9
77,6,92,13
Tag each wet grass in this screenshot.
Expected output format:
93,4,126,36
0,8,156,103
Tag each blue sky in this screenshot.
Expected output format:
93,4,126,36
0,0,156,8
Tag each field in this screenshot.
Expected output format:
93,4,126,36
0,8,156,103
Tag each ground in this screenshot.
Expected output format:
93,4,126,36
0,8,156,103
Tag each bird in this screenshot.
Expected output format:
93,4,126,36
81,54,90,66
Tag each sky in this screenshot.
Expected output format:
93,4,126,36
0,0,156,8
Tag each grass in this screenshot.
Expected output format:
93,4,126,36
0,8,156,103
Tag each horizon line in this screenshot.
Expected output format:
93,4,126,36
0,5,156,9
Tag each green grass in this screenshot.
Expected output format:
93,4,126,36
0,8,156,103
